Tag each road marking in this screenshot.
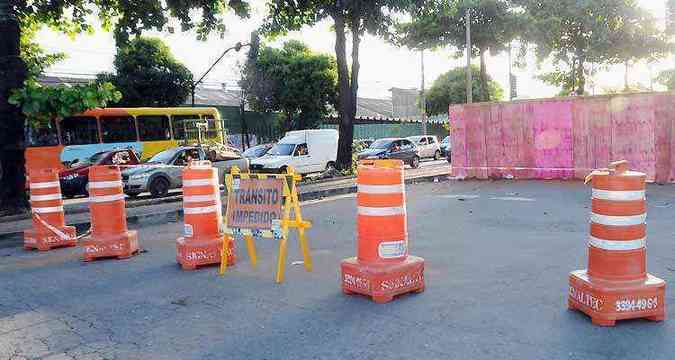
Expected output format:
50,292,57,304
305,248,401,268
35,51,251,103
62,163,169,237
489,196,536,202
439,194,480,199
302,193,356,206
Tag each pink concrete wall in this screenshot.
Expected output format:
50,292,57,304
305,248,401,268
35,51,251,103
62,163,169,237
450,92,675,182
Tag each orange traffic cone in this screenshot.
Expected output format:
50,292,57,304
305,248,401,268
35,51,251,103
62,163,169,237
80,165,139,261
24,168,77,251
341,160,425,303
176,161,235,270
568,160,666,326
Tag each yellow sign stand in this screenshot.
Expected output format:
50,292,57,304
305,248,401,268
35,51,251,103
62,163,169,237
219,166,312,283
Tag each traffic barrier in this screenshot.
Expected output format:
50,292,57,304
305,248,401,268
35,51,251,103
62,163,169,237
24,168,77,251
341,159,425,303
176,161,235,270
80,165,140,261
568,160,666,326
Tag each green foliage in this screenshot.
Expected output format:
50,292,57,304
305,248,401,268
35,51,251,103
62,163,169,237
340,141,370,177
241,40,337,131
425,65,503,114
97,37,193,107
657,69,675,91
515,0,670,94
8,80,122,124
19,18,66,79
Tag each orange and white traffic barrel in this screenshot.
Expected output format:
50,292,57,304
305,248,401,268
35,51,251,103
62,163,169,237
568,160,666,326
176,161,234,270
24,168,77,251
341,159,425,303
80,165,139,261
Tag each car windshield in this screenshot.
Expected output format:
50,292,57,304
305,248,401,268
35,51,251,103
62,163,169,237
267,143,295,156
84,152,107,165
146,148,179,164
243,145,267,157
408,136,423,143
370,139,393,149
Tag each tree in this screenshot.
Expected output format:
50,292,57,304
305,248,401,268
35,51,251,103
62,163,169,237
241,40,337,131
516,0,669,95
0,0,250,212
657,69,675,91
425,65,503,115
97,37,193,107
263,0,422,170
397,0,522,102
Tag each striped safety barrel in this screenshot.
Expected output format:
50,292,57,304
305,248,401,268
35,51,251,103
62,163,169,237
24,168,76,250
82,165,139,260
177,161,234,269
89,166,128,237
356,160,408,263
587,160,646,281
182,161,223,238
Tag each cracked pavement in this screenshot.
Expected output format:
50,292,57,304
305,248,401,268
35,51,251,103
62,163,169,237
1,180,674,359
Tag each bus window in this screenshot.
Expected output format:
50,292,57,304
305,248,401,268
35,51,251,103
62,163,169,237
138,115,171,141
26,119,59,146
61,116,99,145
101,116,137,143
171,115,199,140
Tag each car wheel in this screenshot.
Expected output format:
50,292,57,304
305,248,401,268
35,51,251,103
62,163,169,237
126,192,139,199
279,166,288,174
326,161,336,172
434,150,441,160
149,177,170,198
411,156,420,169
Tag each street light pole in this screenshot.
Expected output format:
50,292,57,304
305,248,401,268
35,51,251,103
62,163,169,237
465,8,472,104
191,41,248,107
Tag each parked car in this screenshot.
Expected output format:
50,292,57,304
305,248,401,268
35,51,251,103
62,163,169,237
250,129,339,174
242,143,273,159
122,145,249,198
440,136,452,162
357,138,420,168
59,149,140,198
407,135,442,160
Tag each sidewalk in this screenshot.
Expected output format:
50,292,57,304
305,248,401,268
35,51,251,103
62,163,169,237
0,165,451,241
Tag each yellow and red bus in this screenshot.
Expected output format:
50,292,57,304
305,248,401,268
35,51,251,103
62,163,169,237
25,107,225,172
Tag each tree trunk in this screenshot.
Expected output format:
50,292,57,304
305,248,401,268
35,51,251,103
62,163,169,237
479,48,489,102
576,58,585,95
333,13,353,170
624,61,630,91
0,5,29,214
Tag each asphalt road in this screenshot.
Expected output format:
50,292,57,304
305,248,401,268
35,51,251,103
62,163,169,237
1,180,674,359
61,159,450,206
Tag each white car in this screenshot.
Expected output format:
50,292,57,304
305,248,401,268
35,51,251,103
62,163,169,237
407,135,442,160
250,129,339,174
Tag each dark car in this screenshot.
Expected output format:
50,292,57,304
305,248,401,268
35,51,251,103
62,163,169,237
242,143,273,159
357,138,420,168
59,149,140,198
440,136,452,162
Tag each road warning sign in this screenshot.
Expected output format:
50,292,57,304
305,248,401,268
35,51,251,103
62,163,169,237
226,178,283,230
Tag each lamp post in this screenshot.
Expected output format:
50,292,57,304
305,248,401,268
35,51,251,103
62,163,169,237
190,41,249,107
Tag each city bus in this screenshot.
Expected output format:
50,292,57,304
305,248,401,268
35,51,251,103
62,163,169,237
25,107,225,172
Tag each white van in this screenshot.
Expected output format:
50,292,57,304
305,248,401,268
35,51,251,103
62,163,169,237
250,129,339,174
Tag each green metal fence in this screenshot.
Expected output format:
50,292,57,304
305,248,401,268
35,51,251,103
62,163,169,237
319,122,447,140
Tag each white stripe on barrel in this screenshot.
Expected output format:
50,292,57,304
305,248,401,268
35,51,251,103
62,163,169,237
183,195,219,203
30,181,60,189
357,206,406,216
357,183,405,194
592,189,645,201
32,206,64,214
89,194,126,203
588,236,646,251
184,205,220,215
590,213,646,226
89,180,123,189
30,193,62,202
183,179,218,187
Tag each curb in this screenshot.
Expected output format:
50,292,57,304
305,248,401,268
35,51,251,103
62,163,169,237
0,170,451,244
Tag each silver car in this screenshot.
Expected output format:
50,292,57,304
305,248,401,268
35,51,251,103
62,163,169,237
407,135,442,160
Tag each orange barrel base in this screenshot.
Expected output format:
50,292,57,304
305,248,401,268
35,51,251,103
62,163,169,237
176,235,235,271
23,226,77,251
341,256,425,304
569,270,666,327
81,231,139,261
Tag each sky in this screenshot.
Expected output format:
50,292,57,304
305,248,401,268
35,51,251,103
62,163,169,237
38,0,673,101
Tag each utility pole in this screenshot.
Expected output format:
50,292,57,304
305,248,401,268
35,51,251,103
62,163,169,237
191,41,246,107
420,50,427,135
465,8,472,104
